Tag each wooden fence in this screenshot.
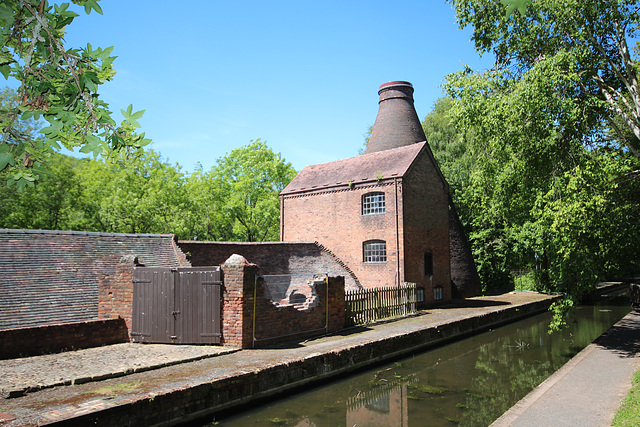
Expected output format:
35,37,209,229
345,283,417,326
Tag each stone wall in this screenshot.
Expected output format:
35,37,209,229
97,256,138,335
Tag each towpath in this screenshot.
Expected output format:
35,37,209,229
1,292,556,426
491,308,640,427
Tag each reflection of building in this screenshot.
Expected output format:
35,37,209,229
346,382,410,427
281,81,481,303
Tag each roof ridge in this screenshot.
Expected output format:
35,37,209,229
177,240,318,245
0,228,174,239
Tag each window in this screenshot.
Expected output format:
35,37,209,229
424,252,433,277
434,286,444,301
362,192,385,215
363,240,387,263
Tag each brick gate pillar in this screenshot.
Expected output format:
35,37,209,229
221,254,259,348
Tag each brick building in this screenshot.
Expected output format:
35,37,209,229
280,81,481,304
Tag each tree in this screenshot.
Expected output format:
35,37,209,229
440,0,640,306
0,0,149,189
0,151,84,229
76,150,190,236
448,0,640,160
423,96,520,290
210,139,297,242
183,165,234,241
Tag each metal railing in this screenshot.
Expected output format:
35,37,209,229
345,283,417,326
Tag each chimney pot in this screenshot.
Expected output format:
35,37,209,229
365,81,427,154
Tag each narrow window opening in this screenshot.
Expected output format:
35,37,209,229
424,252,433,277
434,286,444,301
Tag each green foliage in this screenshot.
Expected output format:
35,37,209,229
500,0,532,18
0,1,150,188
76,151,191,235
0,139,296,243
211,139,297,242
548,297,574,333
429,0,640,300
0,152,83,229
448,0,640,160
612,367,640,426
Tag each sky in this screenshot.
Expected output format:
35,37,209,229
27,0,495,173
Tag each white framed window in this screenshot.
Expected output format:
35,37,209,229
434,286,444,301
363,240,387,263
362,192,385,215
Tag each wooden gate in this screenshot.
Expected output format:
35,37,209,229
131,267,222,344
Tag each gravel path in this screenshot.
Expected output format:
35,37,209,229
0,343,238,398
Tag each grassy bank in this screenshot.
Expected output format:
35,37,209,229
612,368,640,426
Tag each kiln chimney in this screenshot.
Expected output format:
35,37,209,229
365,81,427,154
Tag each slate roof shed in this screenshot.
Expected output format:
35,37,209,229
0,229,188,330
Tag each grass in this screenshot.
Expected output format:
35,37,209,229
612,368,640,426
93,380,143,396
408,383,448,395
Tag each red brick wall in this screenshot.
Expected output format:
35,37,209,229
402,150,451,303
220,259,256,347
98,256,136,336
178,241,360,289
0,319,129,359
252,276,345,346
220,255,345,348
280,149,452,303
281,182,402,289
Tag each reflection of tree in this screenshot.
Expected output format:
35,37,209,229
460,344,554,426
457,303,629,426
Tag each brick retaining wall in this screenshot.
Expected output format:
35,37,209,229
220,255,346,348
0,318,129,359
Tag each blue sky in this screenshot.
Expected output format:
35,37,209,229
52,1,494,173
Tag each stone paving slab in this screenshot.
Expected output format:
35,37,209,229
0,343,239,398
491,310,640,427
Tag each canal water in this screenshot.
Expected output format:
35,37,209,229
214,296,630,427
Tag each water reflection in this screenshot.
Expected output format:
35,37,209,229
215,298,630,427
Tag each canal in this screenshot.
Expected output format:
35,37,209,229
211,296,629,427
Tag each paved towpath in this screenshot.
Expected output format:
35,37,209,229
491,309,640,427
0,292,555,426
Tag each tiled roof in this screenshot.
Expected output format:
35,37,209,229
0,229,186,330
281,142,427,195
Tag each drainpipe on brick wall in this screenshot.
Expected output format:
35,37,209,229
394,178,401,287
279,196,285,241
